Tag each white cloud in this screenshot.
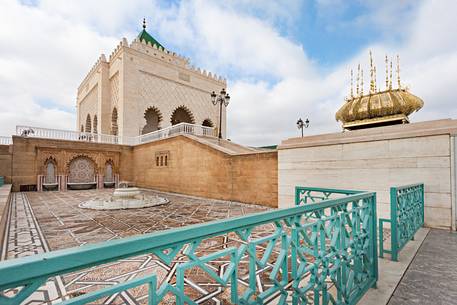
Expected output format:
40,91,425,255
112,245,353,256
0,0,456,147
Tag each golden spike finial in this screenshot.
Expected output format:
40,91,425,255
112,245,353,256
361,68,364,95
356,64,360,96
369,50,374,93
350,69,354,98
396,54,401,89
385,55,389,90
374,65,377,92
389,58,393,90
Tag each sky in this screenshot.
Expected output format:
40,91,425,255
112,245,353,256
0,0,456,146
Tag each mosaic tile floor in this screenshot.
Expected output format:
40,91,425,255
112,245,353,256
2,190,271,304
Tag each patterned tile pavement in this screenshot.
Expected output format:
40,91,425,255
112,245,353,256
1,193,67,304
2,189,271,304
2,190,392,305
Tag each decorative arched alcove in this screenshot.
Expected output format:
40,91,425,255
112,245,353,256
93,115,98,134
85,114,92,133
142,106,162,134
111,108,118,136
67,155,97,189
202,119,214,127
170,106,195,125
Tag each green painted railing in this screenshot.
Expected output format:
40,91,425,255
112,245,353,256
0,177,3,187
379,183,424,261
295,186,364,206
0,188,378,305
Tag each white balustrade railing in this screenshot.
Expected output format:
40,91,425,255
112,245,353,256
0,136,12,145
15,123,216,146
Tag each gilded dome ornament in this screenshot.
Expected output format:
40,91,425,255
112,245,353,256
336,52,424,131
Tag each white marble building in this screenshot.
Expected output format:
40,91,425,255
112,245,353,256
76,21,227,138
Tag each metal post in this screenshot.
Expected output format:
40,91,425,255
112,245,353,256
218,100,223,139
390,187,399,262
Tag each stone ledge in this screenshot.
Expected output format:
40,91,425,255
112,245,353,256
279,119,457,150
0,184,12,255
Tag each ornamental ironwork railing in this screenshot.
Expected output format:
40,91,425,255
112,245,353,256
379,183,424,261
0,136,12,145
0,188,378,305
295,186,364,205
15,123,217,146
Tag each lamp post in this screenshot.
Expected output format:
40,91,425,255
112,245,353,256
211,88,230,139
296,118,310,137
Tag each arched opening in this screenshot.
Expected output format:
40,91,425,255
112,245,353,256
85,114,92,133
67,156,96,190
202,119,214,127
93,115,98,134
45,161,56,184
43,159,58,191
142,107,162,134
170,106,195,125
104,161,115,188
80,125,84,132
111,108,118,136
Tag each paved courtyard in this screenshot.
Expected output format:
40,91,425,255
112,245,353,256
2,190,271,304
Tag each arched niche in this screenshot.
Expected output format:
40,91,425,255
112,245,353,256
170,106,195,125
142,107,162,134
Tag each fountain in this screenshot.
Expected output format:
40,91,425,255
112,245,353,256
79,182,168,210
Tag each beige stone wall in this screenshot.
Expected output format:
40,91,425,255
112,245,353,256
77,38,227,139
278,119,457,229
78,84,99,132
122,43,226,138
132,135,277,207
0,145,12,183
9,136,133,191
7,135,276,207
0,184,12,252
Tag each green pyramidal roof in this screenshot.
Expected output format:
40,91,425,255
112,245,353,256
137,29,165,49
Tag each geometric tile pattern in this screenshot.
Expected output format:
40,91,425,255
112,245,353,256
3,190,271,304
1,193,67,304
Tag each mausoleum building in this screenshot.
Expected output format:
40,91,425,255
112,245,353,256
76,20,227,138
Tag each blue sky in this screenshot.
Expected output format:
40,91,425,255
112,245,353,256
0,0,456,145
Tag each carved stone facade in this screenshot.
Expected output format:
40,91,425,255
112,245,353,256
76,27,227,138
36,148,120,178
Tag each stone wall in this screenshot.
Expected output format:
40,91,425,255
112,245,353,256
132,135,278,207
7,135,277,208
9,136,133,191
278,119,457,230
0,145,12,184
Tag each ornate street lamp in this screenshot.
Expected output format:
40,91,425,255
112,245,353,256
211,88,230,139
296,118,310,137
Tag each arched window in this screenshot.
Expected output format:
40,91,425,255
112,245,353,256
142,107,162,134
93,115,98,134
202,119,214,127
80,125,84,132
111,108,118,136
85,114,91,133
170,106,195,125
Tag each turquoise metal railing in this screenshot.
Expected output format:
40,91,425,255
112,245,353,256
379,183,424,261
295,186,364,205
0,177,3,187
0,188,378,305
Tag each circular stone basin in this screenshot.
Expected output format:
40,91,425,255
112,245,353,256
79,188,169,210
113,187,141,198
